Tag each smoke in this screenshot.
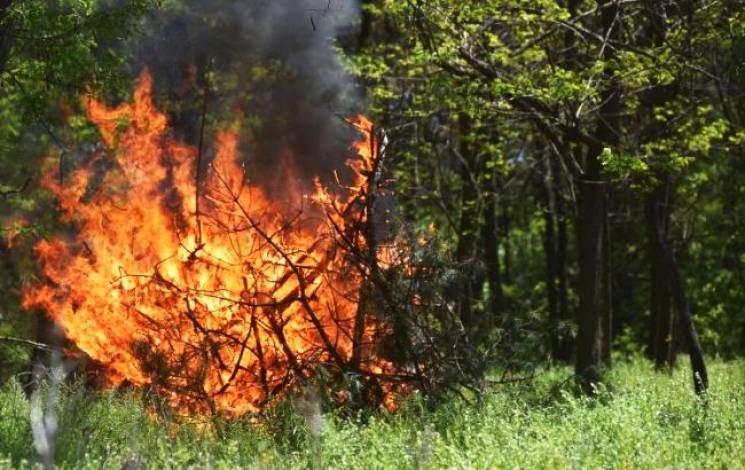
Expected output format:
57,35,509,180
133,0,362,192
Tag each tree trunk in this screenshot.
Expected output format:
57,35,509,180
574,0,620,391
658,238,709,394
481,170,503,324
543,167,559,360
0,0,14,74
455,114,480,331
554,0,579,364
543,152,570,362
575,166,606,390
500,204,512,285
646,180,676,369
601,211,612,366
553,152,573,361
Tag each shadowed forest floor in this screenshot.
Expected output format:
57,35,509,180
0,359,743,469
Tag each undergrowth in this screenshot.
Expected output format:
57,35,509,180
0,359,743,469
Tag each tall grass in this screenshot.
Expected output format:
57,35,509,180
1,359,743,469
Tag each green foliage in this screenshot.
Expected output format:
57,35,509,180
0,0,156,177
0,0,156,368
0,360,743,468
350,0,745,364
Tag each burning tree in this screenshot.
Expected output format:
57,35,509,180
22,71,419,416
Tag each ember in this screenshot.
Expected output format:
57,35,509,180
23,71,400,415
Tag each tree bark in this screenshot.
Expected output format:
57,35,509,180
553,152,573,361
658,237,709,394
574,0,620,391
635,1,681,368
575,167,606,390
455,114,480,331
646,180,676,369
601,211,613,366
543,151,573,362
0,0,14,75
500,203,512,286
543,159,559,360
555,0,580,365
482,169,503,323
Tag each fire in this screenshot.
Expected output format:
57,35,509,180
23,71,400,415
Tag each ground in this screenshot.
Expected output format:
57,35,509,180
1,359,743,469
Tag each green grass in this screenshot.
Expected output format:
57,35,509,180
1,359,743,469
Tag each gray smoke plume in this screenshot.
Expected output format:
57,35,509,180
133,0,362,192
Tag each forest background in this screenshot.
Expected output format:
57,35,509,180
0,0,744,467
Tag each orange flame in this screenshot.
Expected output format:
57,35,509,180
23,71,399,415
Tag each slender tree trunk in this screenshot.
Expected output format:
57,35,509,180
575,0,620,391
24,312,64,396
482,170,503,323
658,238,708,394
455,114,480,331
543,152,566,362
553,153,573,361
0,0,14,74
601,210,612,366
575,165,606,390
500,204,512,285
543,177,559,356
646,180,676,369
636,1,681,368
552,0,580,365
613,209,636,349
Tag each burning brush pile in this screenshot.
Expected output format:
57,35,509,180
22,71,413,415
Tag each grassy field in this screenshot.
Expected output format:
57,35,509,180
0,359,743,469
